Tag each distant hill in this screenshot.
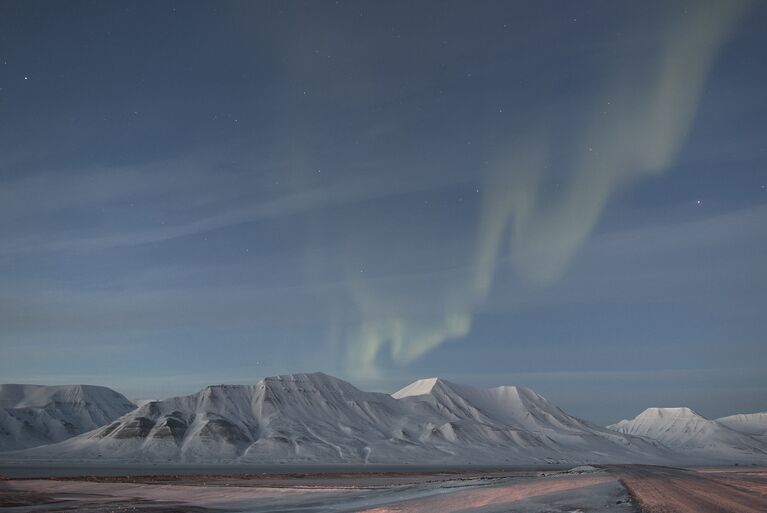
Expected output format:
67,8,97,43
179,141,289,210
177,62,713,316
608,407,767,463
716,412,767,441
0,384,136,451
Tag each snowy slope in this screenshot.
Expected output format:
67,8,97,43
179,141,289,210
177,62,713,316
0,384,136,451
11,373,424,463
607,407,767,464
9,373,674,465
393,378,671,465
716,413,767,441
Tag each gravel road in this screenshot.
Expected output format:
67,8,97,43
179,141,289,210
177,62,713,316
611,465,767,513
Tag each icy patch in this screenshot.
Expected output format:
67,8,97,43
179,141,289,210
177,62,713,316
566,465,600,473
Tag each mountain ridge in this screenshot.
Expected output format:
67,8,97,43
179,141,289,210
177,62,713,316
2,374,765,466
607,406,767,463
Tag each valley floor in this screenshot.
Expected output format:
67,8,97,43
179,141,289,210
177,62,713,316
0,465,764,512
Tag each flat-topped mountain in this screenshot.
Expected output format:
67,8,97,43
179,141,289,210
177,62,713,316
394,378,595,432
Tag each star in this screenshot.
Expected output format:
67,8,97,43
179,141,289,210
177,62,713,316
696,200,702,205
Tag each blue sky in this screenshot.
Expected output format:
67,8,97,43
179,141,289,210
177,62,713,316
0,1,765,424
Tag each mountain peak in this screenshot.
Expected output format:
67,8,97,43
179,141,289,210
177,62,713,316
266,371,328,379
607,404,766,461
391,377,448,399
637,407,705,420
608,407,708,433
260,372,360,390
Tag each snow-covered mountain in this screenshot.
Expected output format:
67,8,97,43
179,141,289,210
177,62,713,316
0,384,136,451
8,373,421,463
6,375,765,465
392,378,669,464
716,413,767,441
607,407,767,464
9,373,671,465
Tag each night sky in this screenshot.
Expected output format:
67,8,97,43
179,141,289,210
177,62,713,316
1,1,765,424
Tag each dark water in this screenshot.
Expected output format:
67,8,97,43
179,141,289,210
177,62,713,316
0,461,560,478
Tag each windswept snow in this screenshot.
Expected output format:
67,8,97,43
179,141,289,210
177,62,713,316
716,412,767,440
607,407,767,463
0,384,136,451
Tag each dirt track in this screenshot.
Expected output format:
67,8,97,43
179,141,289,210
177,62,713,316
611,465,767,513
